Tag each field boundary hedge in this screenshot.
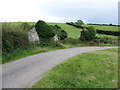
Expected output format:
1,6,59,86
66,22,120,36
87,23,120,27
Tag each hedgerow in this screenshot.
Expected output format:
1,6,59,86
2,23,30,55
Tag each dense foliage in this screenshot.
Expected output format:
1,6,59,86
35,20,55,45
2,23,30,54
80,26,96,41
35,20,55,38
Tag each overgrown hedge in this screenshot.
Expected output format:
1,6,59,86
2,23,30,54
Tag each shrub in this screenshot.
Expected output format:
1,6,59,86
62,38,80,45
51,25,68,40
35,20,55,45
93,37,118,44
80,26,96,41
2,23,30,54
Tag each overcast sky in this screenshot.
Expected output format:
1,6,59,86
0,0,119,24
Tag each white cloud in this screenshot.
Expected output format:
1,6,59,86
0,0,119,23
0,0,65,22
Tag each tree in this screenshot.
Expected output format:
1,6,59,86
76,20,84,26
35,20,55,45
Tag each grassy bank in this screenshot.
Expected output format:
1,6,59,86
33,48,118,88
2,46,67,64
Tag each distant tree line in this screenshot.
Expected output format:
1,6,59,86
87,23,120,27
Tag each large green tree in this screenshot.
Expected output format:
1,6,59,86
76,20,84,25
35,20,55,45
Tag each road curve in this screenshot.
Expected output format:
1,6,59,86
2,47,118,88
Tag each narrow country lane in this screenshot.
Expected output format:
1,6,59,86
2,46,118,88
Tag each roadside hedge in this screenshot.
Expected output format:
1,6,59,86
2,23,30,54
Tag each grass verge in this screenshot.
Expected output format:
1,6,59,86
2,46,66,64
33,48,118,88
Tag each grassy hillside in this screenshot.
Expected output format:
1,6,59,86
48,23,82,38
33,48,118,88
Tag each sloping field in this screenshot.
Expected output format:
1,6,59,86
48,23,82,38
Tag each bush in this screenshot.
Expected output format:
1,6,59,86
35,20,55,45
62,38,80,45
2,23,30,54
93,37,118,44
80,26,96,41
51,25,68,40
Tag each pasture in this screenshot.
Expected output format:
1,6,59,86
83,24,118,32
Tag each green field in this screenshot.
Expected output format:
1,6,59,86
33,48,118,88
48,23,118,39
48,23,82,38
83,25,118,32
